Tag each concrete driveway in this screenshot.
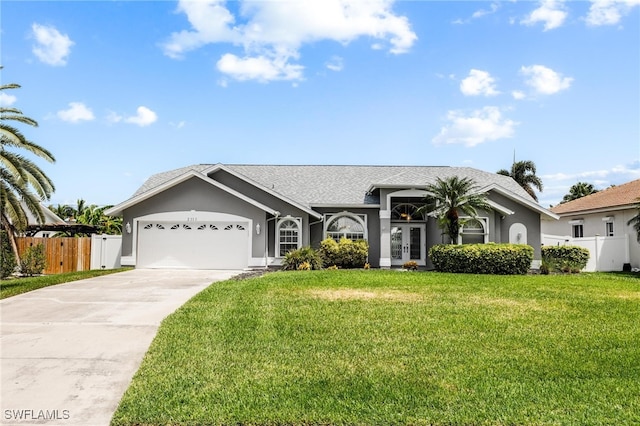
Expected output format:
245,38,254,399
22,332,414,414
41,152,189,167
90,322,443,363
1,268,241,426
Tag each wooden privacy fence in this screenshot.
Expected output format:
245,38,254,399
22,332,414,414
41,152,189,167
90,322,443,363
16,237,91,275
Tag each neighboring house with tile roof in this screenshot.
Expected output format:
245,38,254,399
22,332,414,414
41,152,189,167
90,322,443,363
106,163,558,270
542,179,640,271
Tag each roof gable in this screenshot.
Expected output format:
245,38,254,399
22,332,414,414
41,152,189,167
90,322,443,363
105,169,278,216
551,179,640,215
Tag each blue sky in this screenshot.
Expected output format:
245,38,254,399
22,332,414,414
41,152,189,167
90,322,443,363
2,0,639,209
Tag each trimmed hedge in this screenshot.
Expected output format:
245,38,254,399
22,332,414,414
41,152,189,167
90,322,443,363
318,238,369,269
429,243,534,275
541,245,589,273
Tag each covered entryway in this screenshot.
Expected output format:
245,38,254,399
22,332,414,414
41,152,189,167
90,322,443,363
135,212,251,269
391,223,426,266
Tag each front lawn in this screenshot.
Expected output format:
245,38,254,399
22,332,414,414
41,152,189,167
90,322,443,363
112,270,640,426
0,268,130,299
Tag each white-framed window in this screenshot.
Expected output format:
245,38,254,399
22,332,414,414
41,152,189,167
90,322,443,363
459,217,488,244
572,224,584,238
324,213,367,242
390,203,425,221
276,217,302,257
605,221,614,237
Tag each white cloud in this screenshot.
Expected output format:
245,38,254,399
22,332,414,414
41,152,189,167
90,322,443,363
585,0,640,26
31,23,74,66
542,161,640,183
539,160,640,206
125,106,158,127
432,106,517,147
326,56,344,72
453,2,500,24
0,92,17,107
162,0,417,82
106,111,123,124
472,2,500,19
216,53,304,82
511,90,526,100
57,102,95,123
521,0,568,31
460,69,500,97
520,65,573,95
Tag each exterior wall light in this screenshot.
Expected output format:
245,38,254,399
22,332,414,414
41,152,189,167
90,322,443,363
125,222,132,234
256,223,261,235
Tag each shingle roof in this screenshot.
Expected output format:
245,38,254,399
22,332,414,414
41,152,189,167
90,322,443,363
551,179,640,215
131,163,534,207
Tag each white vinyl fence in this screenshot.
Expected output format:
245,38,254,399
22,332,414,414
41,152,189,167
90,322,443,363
90,234,122,270
542,233,630,272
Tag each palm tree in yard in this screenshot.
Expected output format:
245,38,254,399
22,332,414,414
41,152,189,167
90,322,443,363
49,203,75,221
628,198,640,243
419,176,491,244
561,182,598,203
497,160,543,202
1,73,56,264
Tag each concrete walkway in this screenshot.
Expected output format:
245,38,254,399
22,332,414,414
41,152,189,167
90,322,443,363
1,269,240,426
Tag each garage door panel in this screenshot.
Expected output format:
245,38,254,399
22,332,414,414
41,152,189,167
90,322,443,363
137,221,249,269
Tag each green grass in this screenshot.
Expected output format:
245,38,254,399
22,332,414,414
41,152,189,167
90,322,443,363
111,270,640,426
0,268,131,299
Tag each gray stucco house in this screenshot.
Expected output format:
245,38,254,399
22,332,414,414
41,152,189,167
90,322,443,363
105,164,557,269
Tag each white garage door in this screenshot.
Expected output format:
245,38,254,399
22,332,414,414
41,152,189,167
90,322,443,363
137,221,249,269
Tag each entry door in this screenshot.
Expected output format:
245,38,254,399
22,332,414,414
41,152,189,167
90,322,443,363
391,224,426,266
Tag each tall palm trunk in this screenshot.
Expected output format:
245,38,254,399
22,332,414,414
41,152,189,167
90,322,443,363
1,212,21,269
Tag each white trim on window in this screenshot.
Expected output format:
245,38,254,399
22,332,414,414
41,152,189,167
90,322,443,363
605,221,614,237
572,224,584,238
323,212,368,241
458,217,489,244
276,217,302,257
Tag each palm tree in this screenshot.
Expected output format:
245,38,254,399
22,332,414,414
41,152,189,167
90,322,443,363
49,203,75,221
628,198,640,243
419,176,491,244
497,160,543,202
561,182,598,203
1,73,56,263
76,204,122,235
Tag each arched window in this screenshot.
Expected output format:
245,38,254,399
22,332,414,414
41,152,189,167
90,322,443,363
460,218,487,244
277,218,302,257
391,203,425,221
325,213,367,242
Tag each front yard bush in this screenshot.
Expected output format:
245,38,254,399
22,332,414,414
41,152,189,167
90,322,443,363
429,243,533,275
541,245,589,273
318,238,369,269
19,244,47,277
282,246,323,270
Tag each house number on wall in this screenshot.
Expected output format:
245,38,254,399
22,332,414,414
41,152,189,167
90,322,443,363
187,217,198,222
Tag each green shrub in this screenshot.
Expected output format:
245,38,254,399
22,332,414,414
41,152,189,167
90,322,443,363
541,246,589,273
282,246,323,271
19,244,47,277
318,238,369,269
1,230,17,279
429,243,533,275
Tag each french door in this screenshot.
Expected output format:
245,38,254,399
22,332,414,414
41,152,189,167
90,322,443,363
391,223,426,266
